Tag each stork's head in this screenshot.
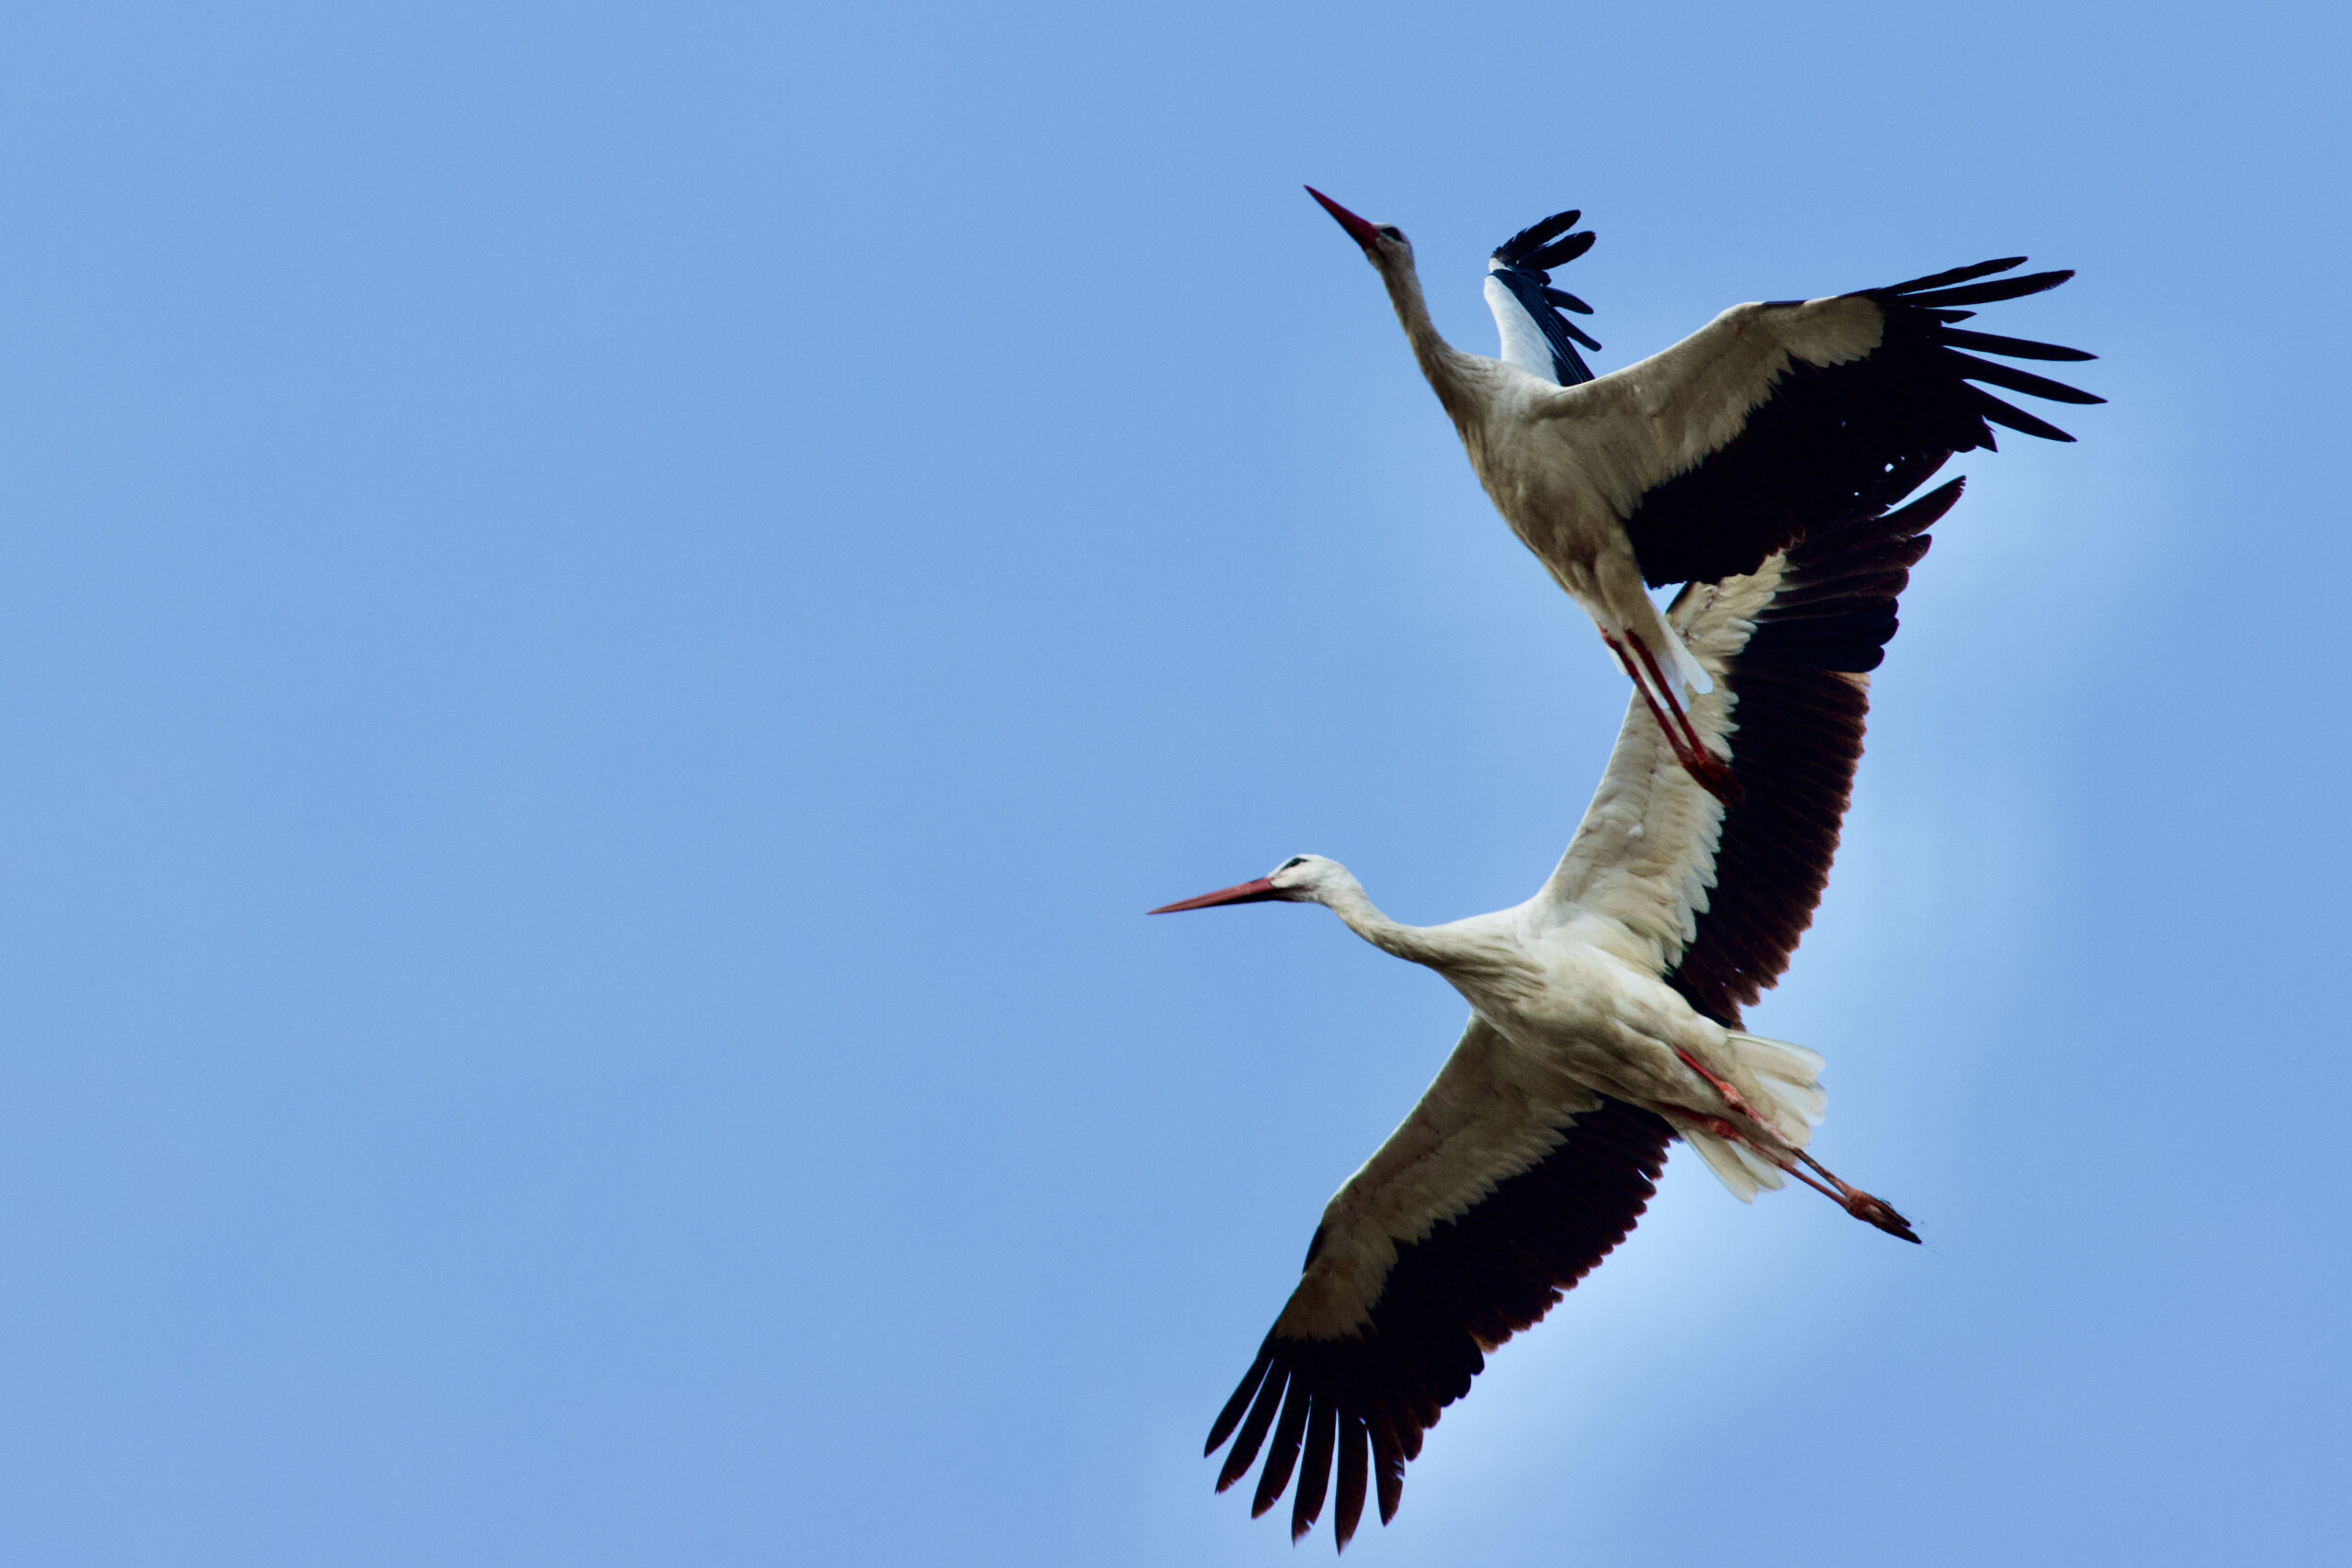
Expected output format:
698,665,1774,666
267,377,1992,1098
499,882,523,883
1306,187,1412,273
1148,853,1350,914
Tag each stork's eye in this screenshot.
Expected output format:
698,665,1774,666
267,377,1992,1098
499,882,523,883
1377,226,1404,241
1279,856,1307,871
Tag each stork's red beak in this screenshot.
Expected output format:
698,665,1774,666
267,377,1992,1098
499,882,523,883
1305,186,1382,251
1148,877,1283,914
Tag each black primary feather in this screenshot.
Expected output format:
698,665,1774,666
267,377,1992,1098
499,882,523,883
1620,256,2100,588
1492,209,1582,265
1205,1096,1670,1550
1488,205,1603,385
1663,463,1957,1028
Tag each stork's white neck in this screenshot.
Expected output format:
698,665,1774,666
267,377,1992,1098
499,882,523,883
1374,254,1478,418
1310,872,1465,973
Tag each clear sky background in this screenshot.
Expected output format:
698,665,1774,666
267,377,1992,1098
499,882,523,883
0,2,2344,1563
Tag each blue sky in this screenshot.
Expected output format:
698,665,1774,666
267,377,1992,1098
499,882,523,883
0,2,2344,1562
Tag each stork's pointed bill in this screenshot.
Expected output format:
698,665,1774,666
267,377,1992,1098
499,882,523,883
1148,877,1283,915
1304,186,1383,251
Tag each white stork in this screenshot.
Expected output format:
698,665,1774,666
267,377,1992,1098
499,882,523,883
1155,459,1963,1549
1305,186,2098,803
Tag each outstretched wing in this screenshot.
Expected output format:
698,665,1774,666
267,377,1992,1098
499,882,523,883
1538,450,1955,1022
1485,208,1602,386
1536,258,2096,588
1204,1016,1670,1549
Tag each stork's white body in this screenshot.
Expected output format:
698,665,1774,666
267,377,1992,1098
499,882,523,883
1402,276,1886,703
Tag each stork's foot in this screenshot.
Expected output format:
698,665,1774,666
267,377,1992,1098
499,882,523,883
1842,1190,1921,1244
1794,1150,1921,1245
1671,1087,1924,1245
1677,748,1742,807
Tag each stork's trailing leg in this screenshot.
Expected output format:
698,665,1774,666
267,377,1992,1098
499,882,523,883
1671,1047,1919,1244
1604,633,1740,805
1672,1046,1775,1128
1791,1150,1919,1242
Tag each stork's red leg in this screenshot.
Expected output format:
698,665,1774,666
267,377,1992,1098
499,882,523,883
1673,1046,1770,1126
1603,637,1702,772
1793,1150,1920,1243
1623,635,1711,761
1666,1063,1921,1245
1602,633,1741,805
1626,634,1742,805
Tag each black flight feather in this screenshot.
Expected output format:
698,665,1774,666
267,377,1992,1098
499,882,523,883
1216,1365,1288,1491
1205,1096,1669,1548
1291,1401,1336,1540
1880,255,2027,294
1487,205,1603,384
1250,1378,1311,1517
1939,349,2106,404
1663,470,1956,1027
1619,256,2096,587
1524,228,1596,270
1939,327,2097,362
1333,1413,1370,1549
1205,1345,1272,1454
1491,209,1582,265
1901,267,2075,309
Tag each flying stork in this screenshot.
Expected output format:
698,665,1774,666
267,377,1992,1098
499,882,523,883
1155,456,1963,1549
1305,186,2099,803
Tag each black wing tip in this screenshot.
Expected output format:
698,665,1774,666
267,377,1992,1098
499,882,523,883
1904,268,2076,310
1939,348,2104,407
1968,384,2078,442
1877,255,2026,297
1492,208,1586,266
1939,326,2098,364
1205,1343,1275,1456
1210,1100,1672,1545
1212,1355,1290,1491
1665,457,1980,1020
1524,229,1595,271
1249,1374,1312,1518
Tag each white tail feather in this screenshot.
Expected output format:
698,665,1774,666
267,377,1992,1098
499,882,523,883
1732,1032,1826,1143
1682,1125,1784,1200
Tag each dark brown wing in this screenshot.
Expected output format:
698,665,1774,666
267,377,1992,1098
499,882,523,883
1204,1095,1671,1549
1663,457,1956,1026
1622,259,2097,588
